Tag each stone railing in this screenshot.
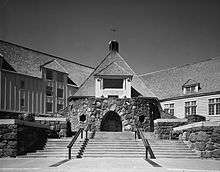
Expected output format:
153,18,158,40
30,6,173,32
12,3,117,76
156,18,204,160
0,119,50,157
173,121,220,158
154,118,188,139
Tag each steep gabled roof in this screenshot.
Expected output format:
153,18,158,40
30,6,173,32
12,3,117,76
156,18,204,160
41,60,68,74
140,58,220,100
0,40,94,86
74,51,156,97
183,79,199,87
95,61,133,76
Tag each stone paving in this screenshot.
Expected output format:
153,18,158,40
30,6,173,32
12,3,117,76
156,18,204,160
0,157,220,172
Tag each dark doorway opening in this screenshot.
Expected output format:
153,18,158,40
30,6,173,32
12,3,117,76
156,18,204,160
100,111,122,132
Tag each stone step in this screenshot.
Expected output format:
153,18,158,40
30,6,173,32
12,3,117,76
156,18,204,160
82,154,199,158
84,149,195,153
19,155,70,158
27,152,79,156
83,151,197,155
37,148,79,152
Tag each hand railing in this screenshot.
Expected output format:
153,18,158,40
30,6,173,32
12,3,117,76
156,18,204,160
67,123,92,159
135,128,156,159
67,127,83,159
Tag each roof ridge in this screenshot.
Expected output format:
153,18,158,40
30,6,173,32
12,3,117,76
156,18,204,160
115,52,156,96
0,39,95,69
54,59,68,74
139,56,220,76
77,51,112,88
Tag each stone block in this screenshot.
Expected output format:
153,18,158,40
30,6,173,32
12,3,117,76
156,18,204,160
211,131,220,144
194,141,206,151
202,151,212,158
205,142,215,151
3,132,17,140
189,142,195,150
4,148,16,157
8,141,17,148
0,142,6,149
189,133,197,142
196,131,209,142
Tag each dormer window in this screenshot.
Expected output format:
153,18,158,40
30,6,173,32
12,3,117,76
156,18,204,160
182,79,200,94
185,85,196,93
46,70,53,80
57,73,64,82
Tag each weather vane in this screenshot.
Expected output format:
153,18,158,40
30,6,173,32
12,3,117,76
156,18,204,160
110,27,119,40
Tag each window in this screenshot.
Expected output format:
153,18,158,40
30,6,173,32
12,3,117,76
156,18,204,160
46,102,53,112
185,101,197,116
20,91,25,107
20,80,25,89
46,86,53,96
46,70,53,80
103,79,123,89
57,103,63,111
57,73,64,82
185,86,196,94
209,98,220,115
164,103,174,116
57,88,63,98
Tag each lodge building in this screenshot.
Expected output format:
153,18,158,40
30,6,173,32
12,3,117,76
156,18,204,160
0,39,220,123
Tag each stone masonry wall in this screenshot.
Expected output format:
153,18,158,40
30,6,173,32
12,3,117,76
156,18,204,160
68,97,161,132
177,126,220,158
0,120,49,157
154,119,188,139
0,124,17,157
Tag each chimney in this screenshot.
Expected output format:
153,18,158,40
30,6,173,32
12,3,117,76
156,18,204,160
109,40,119,52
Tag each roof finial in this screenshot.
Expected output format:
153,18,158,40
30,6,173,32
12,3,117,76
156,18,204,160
110,26,119,41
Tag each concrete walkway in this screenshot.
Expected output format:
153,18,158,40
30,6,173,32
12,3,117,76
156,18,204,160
0,157,220,172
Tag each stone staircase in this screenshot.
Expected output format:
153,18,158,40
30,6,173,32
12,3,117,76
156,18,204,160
19,131,199,159
83,131,199,159
83,132,144,158
19,138,83,158
143,132,200,158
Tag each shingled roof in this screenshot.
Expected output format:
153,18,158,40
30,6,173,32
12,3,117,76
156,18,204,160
41,60,68,74
74,50,156,97
0,40,94,86
140,58,220,100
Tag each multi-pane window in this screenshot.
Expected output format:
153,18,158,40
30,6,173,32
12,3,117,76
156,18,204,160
103,79,123,89
185,86,196,94
57,99,64,111
57,103,63,111
164,103,174,116
20,80,25,89
46,102,53,112
46,70,53,80
209,98,220,115
57,88,63,98
46,86,53,96
20,91,25,107
185,101,197,116
57,73,64,82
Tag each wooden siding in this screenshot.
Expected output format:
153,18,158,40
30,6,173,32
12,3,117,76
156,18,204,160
0,69,74,116
0,70,43,115
161,94,220,120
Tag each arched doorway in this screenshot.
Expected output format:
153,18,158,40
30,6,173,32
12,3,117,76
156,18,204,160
100,111,122,132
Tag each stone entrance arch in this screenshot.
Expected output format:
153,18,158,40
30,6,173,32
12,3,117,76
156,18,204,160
100,111,122,132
